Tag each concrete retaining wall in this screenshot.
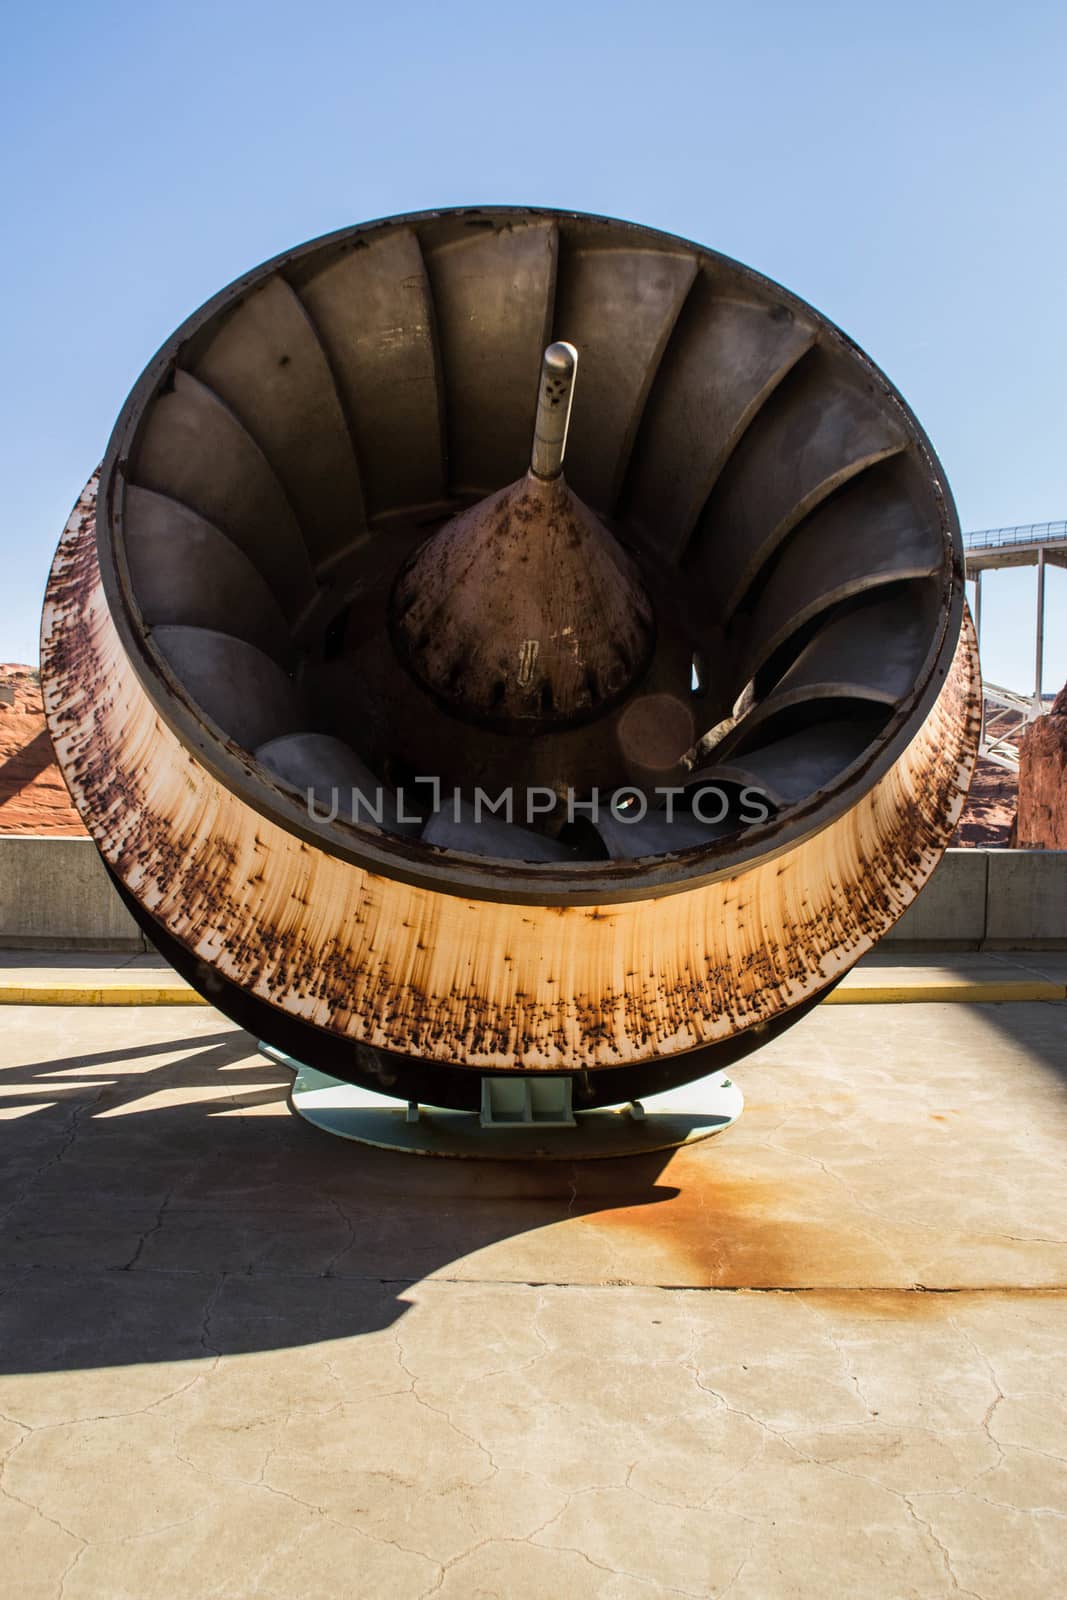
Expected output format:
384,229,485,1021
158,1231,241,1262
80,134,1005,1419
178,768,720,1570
0,837,1065,951
864,848,1067,949
0,837,147,951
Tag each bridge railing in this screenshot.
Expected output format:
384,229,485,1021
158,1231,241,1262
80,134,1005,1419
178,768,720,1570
964,519,1067,551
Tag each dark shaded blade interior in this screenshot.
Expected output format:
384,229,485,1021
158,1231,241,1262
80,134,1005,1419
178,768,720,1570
686,347,908,620
124,486,291,663
553,240,698,511
691,716,885,807
130,371,316,617
595,806,734,860
623,280,816,555
152,624,304,752
186,275,367,571
725,584,938,757
736,458,944,686
292,228,446,521
422,218,558,496
255,731,421,836
422,800,575,862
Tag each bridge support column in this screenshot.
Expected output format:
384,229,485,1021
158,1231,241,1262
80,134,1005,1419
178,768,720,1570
1035,547,1046,709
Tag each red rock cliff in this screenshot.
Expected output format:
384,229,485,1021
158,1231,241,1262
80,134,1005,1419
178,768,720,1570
1016,681,1067,848
0,663,87,835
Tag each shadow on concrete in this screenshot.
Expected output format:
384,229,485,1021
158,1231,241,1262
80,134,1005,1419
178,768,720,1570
972,1001,1067,1092
0,1021,683,1374
855,949,1067,1093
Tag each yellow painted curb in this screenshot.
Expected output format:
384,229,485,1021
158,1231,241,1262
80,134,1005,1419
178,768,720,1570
0,980,1063,1007
826,980,1065,1004
0,985,206,1006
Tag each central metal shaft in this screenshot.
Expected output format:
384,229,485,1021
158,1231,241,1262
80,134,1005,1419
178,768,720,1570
530,341,578,480
389,338,654,736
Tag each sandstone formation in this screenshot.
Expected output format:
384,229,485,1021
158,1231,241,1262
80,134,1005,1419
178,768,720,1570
950,754,1018,848
0,662,86,834
1016,680,1067,848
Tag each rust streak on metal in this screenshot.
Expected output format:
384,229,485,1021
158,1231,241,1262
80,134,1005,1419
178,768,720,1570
390,468,655,735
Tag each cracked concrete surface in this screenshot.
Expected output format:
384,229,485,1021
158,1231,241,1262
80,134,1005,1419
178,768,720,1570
0,987,1065,1597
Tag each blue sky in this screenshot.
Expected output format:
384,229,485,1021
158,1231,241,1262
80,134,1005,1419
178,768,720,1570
2,0,1064,691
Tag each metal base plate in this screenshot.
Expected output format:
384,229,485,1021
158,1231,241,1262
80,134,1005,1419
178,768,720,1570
265,1048,743,1160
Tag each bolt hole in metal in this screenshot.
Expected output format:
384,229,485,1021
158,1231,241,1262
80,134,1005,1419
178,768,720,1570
42,207,978,1139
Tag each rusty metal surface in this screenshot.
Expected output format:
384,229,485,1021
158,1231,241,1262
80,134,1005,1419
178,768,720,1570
82,208,967,908
391,470,655,734
42,479,980,1074
39,207,984,1100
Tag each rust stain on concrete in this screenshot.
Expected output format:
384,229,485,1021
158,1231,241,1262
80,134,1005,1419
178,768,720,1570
561,1134,828,1289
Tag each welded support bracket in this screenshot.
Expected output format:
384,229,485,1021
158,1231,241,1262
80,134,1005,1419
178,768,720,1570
260,1042,743,1160
479,1075,575,1129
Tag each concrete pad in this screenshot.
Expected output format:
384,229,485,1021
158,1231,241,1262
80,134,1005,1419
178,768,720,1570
1,1000,1065,1596
857,948,1067,987
4,1279,1062,1599
0,950,171,974
992,950,1067,984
